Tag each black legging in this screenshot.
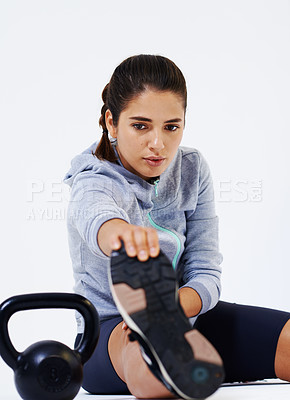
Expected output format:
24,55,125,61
76,301,290,394
194,301,290,383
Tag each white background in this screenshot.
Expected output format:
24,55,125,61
0,0,289,393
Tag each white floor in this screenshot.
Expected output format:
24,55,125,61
0,380,290,400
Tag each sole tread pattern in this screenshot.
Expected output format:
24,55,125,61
110,246,224,399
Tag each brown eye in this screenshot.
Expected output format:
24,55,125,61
132,123,147,130
165,125,179,131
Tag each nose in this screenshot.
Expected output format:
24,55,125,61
148,129,165,152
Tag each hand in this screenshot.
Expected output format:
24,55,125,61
98,218,160,261
111,223,160,261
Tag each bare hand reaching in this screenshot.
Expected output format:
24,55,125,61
98,218,160,261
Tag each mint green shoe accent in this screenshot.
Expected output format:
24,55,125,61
154,179,160,197
147,212,181,270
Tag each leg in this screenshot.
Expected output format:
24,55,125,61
109,321,174,398
275,319,290,381
76,316,171,397
195,301,290,383
75,317,130,395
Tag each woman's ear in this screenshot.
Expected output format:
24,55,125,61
105,109,117,138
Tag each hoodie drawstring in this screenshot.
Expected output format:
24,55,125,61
154,178,160,197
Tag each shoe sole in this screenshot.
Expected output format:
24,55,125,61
109,249,224,400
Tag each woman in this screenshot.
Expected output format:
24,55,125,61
64,54,290,399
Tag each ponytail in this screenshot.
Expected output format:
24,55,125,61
94,84,118,162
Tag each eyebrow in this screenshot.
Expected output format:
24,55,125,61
129,116,182,123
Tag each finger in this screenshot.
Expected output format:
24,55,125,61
133,227,150,261
146,228,160,257
109,235,122,251
121,228,138,258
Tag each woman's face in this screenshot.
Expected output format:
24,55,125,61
106,89,185,181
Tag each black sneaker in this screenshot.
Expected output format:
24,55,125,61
109,244,224,400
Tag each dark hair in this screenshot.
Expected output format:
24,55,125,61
94,54,187,162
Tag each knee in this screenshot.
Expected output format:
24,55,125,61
122,338,174,398
274,319,290,381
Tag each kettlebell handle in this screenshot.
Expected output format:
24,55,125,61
0,293,100,371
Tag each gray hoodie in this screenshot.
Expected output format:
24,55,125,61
64,140,223,331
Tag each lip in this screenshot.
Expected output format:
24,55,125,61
143,156,165,160
143,157,165,167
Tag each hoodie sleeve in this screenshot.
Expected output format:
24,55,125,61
67,171,130,258
179,152,223,315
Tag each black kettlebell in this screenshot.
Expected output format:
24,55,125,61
0,293,100,400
